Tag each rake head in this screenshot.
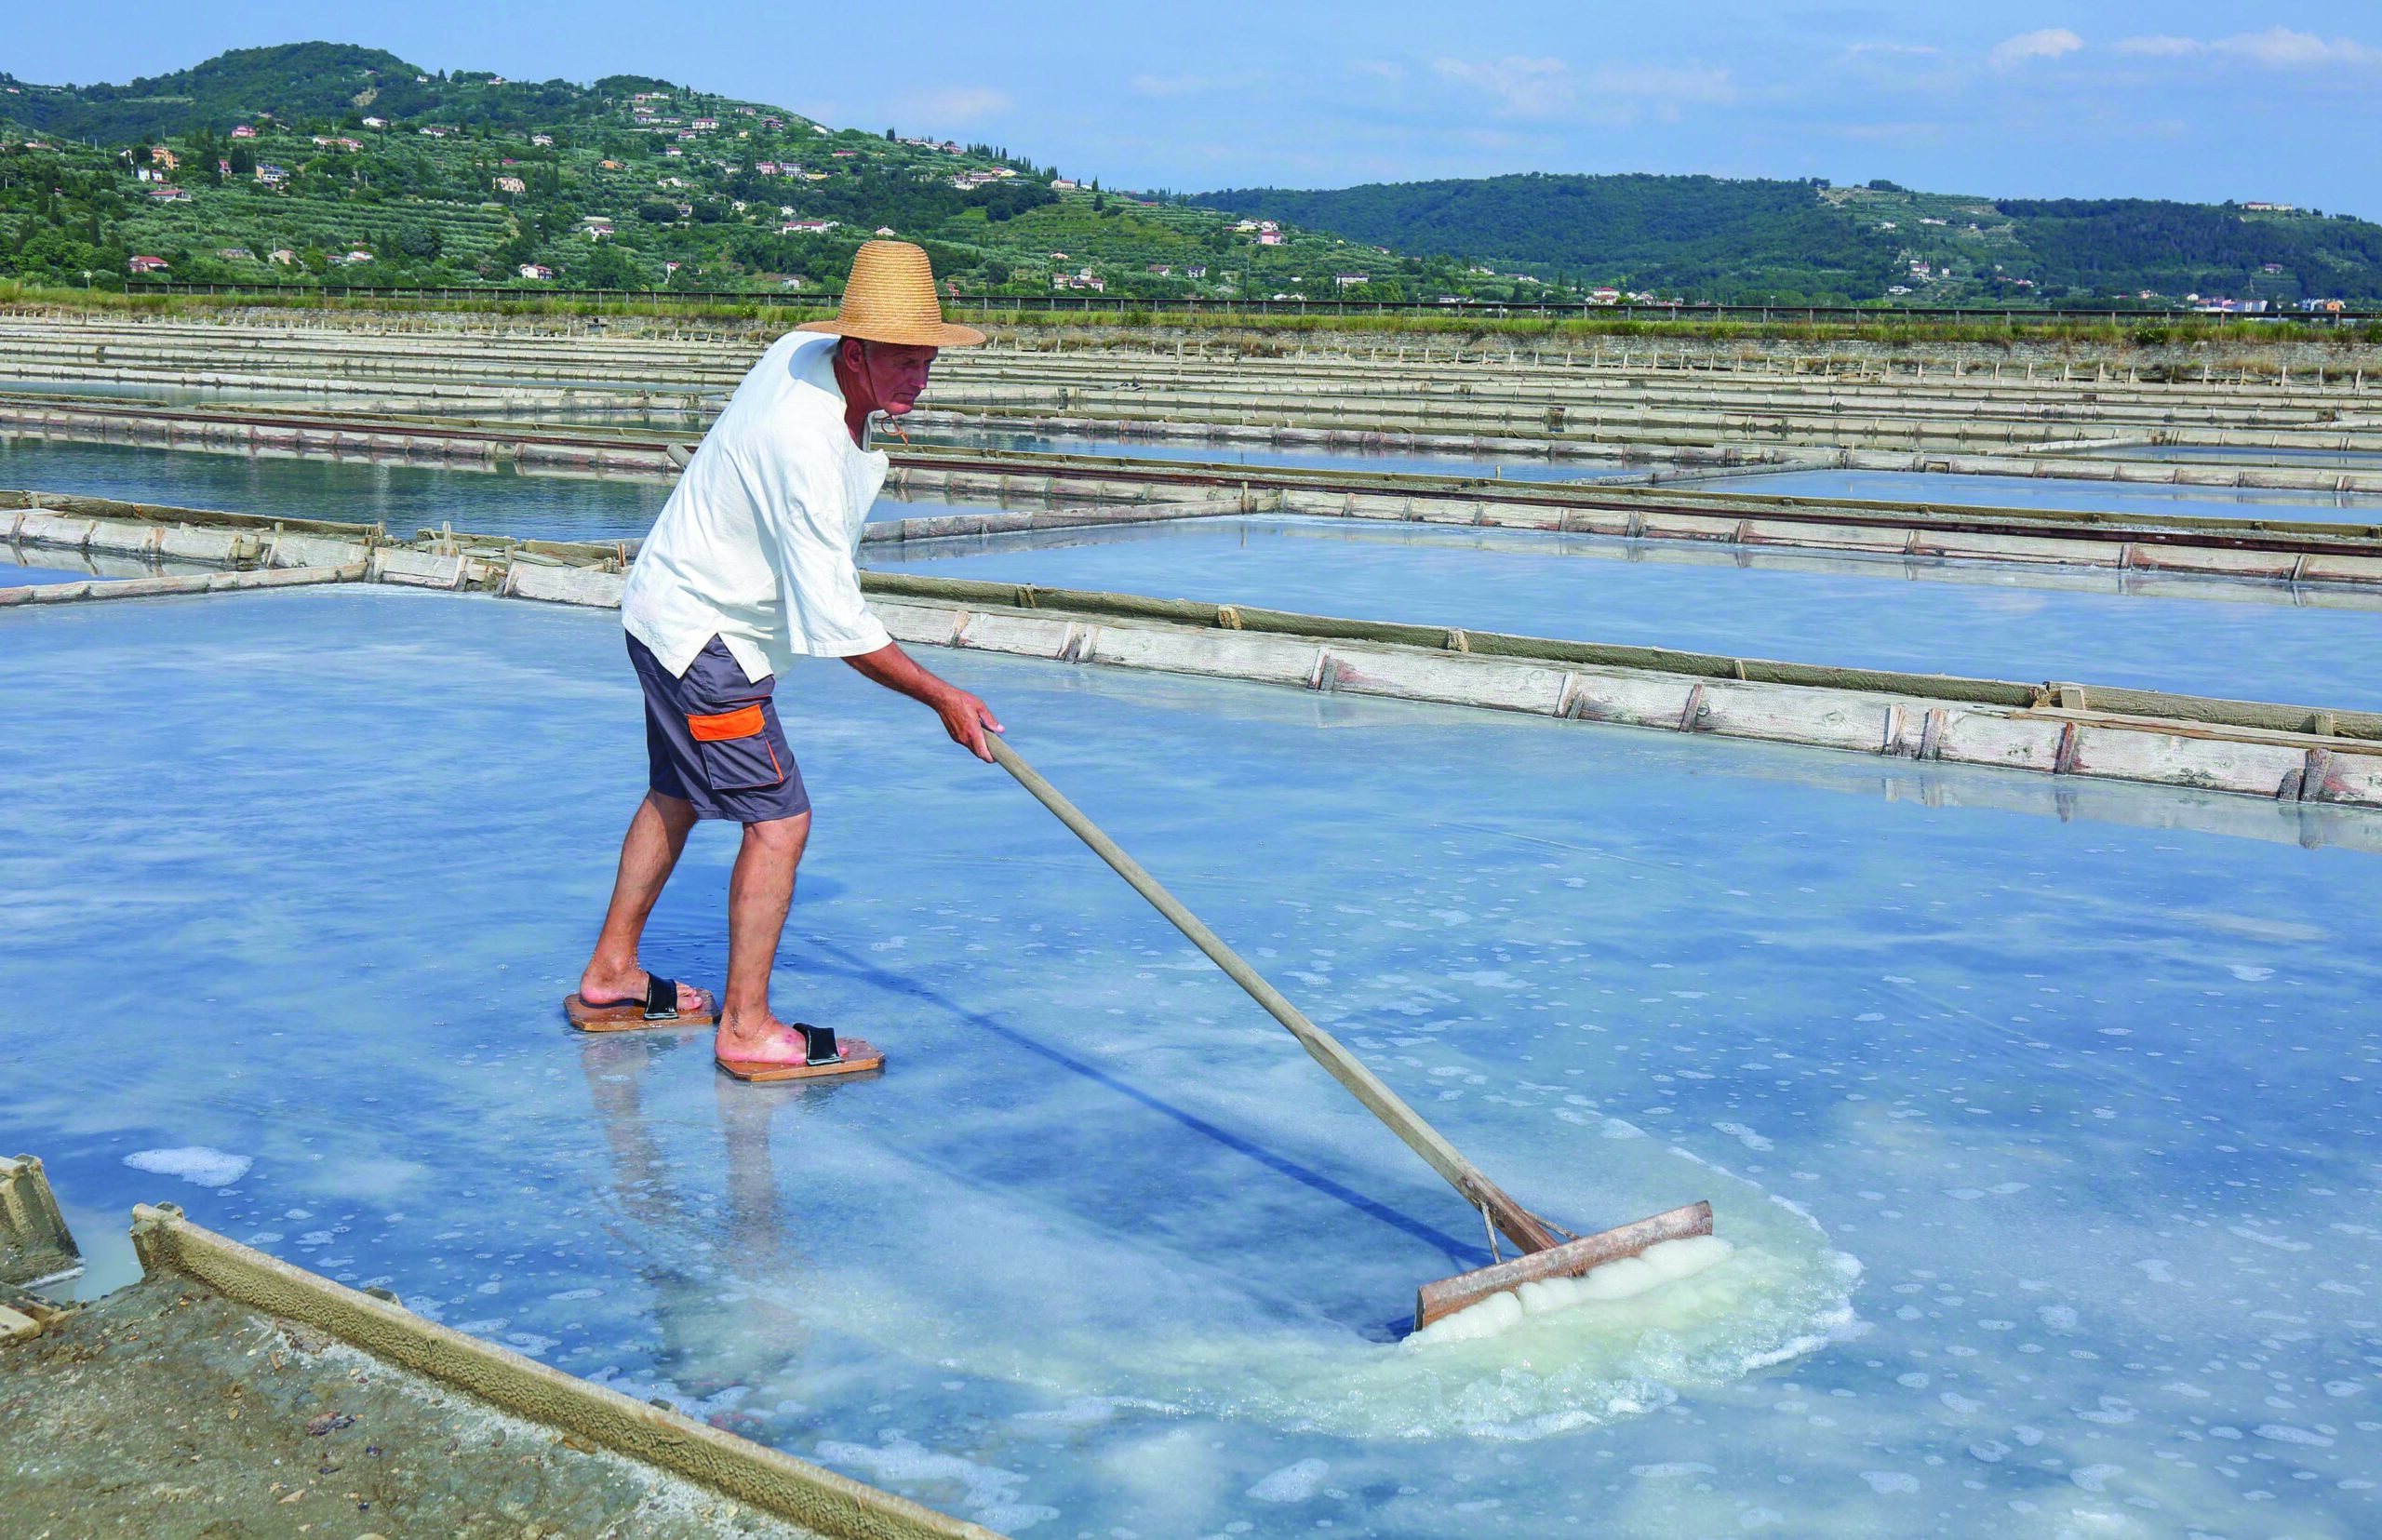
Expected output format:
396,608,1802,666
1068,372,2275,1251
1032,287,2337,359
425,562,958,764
1414,1201,1715,1331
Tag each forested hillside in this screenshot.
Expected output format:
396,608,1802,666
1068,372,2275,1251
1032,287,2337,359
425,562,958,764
8,44,2376,307
7,43,514,142
1991,198,2382,301
0,43,1424,299
1198,174,2382,306
1199,175,1898,303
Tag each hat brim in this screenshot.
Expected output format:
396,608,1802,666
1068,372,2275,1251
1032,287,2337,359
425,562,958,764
794,317,986,348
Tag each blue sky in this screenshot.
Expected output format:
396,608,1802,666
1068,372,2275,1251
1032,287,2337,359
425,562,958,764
10,3,2376,213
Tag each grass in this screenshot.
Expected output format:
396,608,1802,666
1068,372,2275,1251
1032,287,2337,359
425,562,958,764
7,279,2380,353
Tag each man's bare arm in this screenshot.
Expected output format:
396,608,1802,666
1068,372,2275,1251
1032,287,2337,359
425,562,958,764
843,640,1005,761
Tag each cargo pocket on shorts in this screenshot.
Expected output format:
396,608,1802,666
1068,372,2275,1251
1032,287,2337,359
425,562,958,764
685,703,786,791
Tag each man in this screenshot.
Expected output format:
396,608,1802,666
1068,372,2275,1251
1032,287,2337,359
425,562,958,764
565,240,1001,1082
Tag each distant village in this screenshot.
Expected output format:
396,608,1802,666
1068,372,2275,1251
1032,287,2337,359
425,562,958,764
32,77,1596,304
3,60,2371,310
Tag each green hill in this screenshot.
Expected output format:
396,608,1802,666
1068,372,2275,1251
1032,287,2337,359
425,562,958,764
1200,174,1892,303
10,45,2375,308
1197,173,2382,305
7,43,439,142
0,43,1417,301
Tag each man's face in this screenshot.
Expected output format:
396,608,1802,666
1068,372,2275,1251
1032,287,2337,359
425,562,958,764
846,340,940,417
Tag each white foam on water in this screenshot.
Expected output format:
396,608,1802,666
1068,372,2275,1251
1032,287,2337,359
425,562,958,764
2228,1225,2313,1252
1246,1457,1330,1502
123,1146,252,1187
1012,1395,1147,1426
785,1133,1861,1443
815,1433,1061,1531
2254,1424,2335,1447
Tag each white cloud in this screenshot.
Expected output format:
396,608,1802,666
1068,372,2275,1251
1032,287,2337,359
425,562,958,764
1431,55,1733,122
1830,41,1958,92
1842,43,1945,60
1348,60,1406,84
2113,27,2382,67
1432,55,1576,119
897,86,1011,126
1827,121,1951,144
2216,26,2382,66
1988,28,2085,69
2112,34,2202,58
1586,63,1736,105
1130,71,1264,99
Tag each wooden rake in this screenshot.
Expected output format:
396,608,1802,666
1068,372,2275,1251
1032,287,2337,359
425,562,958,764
990,737,1713,1330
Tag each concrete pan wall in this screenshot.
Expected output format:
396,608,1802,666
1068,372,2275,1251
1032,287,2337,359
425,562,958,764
481,552,2382,817
0,1156,81,1291
126,1204,1001,1539
14,496,2382,818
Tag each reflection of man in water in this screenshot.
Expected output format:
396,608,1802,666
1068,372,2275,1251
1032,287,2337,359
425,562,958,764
579,1033,815,1427
576,241,1001,1081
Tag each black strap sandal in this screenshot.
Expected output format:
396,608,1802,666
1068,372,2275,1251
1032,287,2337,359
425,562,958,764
796,1023,840,1065
641,974,686,1021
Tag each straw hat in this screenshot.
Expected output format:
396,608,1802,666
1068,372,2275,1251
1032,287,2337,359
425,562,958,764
796,240,985,348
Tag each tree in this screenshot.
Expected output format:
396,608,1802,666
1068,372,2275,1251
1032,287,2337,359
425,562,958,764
488,229,538,276
579,240,642,288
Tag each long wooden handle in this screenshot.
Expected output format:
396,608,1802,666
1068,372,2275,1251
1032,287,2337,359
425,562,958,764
988,736,1561,1255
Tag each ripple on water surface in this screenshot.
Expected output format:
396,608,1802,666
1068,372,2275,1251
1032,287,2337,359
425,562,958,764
767,1117,1860,1442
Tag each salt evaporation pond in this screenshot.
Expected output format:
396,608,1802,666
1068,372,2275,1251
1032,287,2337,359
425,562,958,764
4,584,2377,1535
0,381,316,405
872,516,2382,711
0,435,1002,541
3,543,215,587
1,565,87,588
1717,467,2382,524
2082,445,2382,470
913,424,1650,483
0,557,90,586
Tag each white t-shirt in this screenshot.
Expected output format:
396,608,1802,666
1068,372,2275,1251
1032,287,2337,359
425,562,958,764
622,332,890,682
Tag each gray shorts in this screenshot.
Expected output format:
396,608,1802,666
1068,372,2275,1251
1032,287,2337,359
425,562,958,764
627,633,811,824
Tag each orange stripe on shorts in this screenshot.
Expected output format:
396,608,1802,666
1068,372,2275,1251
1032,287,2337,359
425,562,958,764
687,703,765,743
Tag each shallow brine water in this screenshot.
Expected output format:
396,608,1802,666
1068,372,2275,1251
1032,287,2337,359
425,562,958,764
4,588,2378,1537
3,543,218,587
1715,468,2382,525
0,381,317,406
871,516,2382,711
2080,445,2382,470
1,554,94,586
0,436,1003,542
910,425,1651,484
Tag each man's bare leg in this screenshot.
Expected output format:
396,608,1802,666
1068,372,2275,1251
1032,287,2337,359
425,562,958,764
580,790,711,1011
716,811,816,1065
